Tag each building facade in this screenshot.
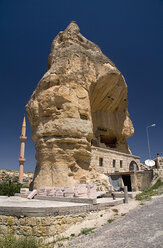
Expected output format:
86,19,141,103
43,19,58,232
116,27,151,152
91,146,140,174
91,146,153,191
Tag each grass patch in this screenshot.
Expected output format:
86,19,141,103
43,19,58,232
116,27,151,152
53,236,70,247
135,179,163,201
107,218,114,223
80,227,95,235
55,236,69,242
121,213,126,216
0,234,42,248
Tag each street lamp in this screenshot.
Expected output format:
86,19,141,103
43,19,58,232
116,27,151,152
146,124,156,160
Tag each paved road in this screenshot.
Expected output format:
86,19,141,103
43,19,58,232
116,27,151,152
66,196,163,248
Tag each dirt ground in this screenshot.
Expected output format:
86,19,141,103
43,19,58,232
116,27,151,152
55,195,163,248
54,197,141,247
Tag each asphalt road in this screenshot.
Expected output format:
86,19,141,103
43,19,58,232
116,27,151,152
65,196,163,248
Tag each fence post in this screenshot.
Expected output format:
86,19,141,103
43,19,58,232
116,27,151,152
124,186,128,203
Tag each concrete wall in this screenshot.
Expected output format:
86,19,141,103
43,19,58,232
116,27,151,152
91,146,140,174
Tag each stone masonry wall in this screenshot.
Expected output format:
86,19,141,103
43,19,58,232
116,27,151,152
91,146,140,174
0,214,87,244
154,157,163,180
136,170,153,191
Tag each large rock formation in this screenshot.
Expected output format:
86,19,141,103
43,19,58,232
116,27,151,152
26,21,134,190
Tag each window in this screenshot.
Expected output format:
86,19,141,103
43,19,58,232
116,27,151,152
129,161,139,171
99,157,103,166
120,160,123,168
113,159,116,168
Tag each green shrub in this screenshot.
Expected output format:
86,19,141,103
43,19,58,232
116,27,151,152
0,234,17,248
107,218,114,223
17,236,40,248
150,179,163,191
80,228,95,235
0,180,21,196
135,179,163,201
0,235,40,248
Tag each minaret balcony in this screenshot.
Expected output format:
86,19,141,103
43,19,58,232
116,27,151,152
19,136,27,142
18,157,26,163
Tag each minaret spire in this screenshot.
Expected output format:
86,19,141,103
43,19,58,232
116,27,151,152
18,116,27,183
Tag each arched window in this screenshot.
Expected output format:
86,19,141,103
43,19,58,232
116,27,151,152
129,161,139,171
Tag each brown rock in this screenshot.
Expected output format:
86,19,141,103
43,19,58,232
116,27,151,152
26,21,134,190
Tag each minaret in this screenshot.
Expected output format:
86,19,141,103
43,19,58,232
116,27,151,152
18,116,27,183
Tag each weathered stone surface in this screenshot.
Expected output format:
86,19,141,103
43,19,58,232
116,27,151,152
26,21,134,190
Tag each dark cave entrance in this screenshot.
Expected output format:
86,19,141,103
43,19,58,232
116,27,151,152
100,135,117,148
122,175,132,192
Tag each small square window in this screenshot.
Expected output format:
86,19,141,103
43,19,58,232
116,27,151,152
113,159,116,167
99,157,103,166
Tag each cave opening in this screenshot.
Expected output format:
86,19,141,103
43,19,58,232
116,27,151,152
100,135,117,148
89,75,122,151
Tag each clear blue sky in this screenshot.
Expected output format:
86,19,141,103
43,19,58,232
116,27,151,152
0,0,163,172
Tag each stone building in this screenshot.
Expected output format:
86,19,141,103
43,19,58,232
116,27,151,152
91,146,153,191
91,146,140,174
91,146,139,191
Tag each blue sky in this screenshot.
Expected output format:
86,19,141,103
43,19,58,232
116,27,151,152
0,0,163,172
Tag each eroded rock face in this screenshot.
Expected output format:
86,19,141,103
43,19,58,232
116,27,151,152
26,22,134,190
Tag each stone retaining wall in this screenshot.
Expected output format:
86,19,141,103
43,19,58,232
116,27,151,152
0,214,87,244
0,199,123,245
